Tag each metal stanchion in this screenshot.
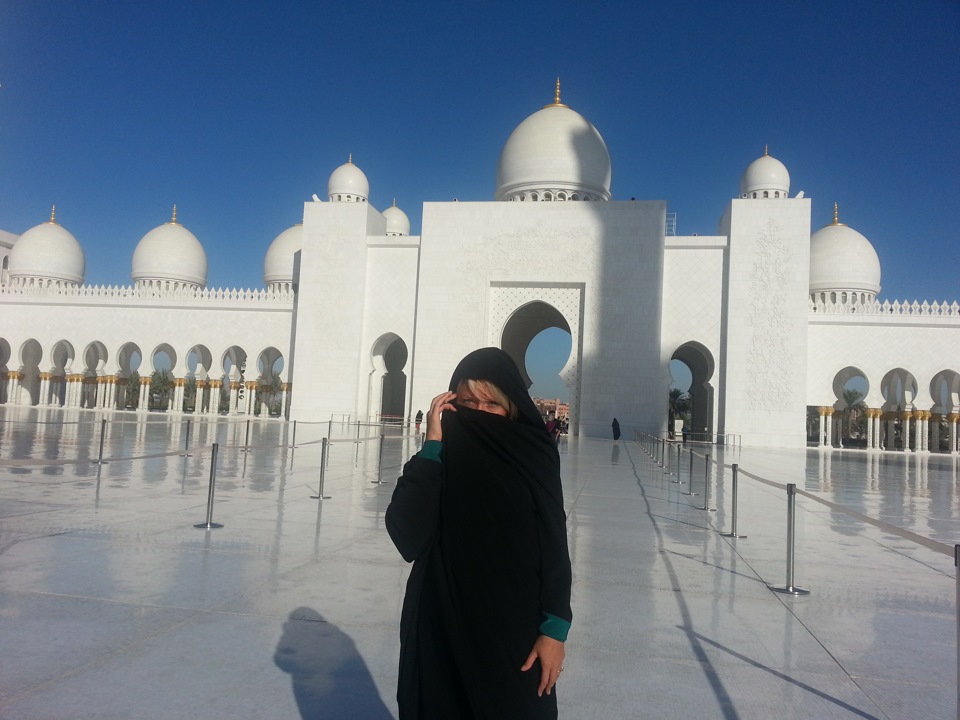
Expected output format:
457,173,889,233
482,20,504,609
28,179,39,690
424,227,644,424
94,418,108,465
311,438,331,499
771,483,810,595
682,448,698,496
180,419,192,457
241,418,251,452
663,440,671,474
671,445,682,483
290,420,297,449
955,544,960,719
697,453,716,511
194,443,224,529
721,464,746,538
373,432,392,485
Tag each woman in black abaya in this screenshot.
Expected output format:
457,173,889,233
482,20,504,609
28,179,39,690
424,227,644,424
386,348,572,720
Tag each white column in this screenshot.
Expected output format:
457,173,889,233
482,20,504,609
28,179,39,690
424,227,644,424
208,382,222,416
245,382,256,415
902,412,912,452
825,412,833,448
138,379,150,412
818,410,826,447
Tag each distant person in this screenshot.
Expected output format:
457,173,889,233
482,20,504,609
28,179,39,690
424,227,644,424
682,425,690,445
545,415,560,445
611,417,621,441
386,348,572,719
415,409,423,433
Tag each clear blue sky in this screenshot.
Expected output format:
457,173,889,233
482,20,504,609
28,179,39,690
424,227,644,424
2,1,958,401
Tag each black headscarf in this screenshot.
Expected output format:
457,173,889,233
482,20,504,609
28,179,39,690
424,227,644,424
388,348,572,719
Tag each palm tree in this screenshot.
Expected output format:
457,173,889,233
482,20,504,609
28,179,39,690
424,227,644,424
149,370,173,411
841,388,867,442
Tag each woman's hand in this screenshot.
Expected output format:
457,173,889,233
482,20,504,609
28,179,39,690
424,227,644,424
424,391,457,442
520,634,565,697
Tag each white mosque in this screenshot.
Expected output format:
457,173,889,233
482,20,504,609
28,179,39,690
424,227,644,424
1,83,958,451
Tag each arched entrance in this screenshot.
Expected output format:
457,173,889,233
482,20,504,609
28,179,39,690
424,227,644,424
369,333,408,422
500,300,577,431
671,341,715,440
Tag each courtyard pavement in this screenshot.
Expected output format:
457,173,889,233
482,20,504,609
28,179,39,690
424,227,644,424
0,407,958,719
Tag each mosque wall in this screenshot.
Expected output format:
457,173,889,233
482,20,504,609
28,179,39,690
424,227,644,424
288,201,385,421
358,241,420,419
0,295,292,377
410,200,666,438
719,198,811,448
808,317,960,410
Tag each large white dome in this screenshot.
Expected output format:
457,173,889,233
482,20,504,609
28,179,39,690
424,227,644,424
810,206,881,299
8,209,85,286
328,155,369,202
383,201,410,236
131,208,207,289
496,83,611,202
263,224,302,289
740,148,790,198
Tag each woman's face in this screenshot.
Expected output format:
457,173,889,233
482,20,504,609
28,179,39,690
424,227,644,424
456,381,509,417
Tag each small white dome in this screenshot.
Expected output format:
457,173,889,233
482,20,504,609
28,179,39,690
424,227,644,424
132,208,207,289
264,224,302,287
739,149,790,198
8,209,85,286
496,83,611,202
382,201,410,236
810,208,881,297
328,155,369,202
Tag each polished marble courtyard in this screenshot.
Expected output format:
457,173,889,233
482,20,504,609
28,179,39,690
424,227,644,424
1,408,957,719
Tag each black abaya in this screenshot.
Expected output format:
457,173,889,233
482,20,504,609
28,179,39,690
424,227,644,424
386,348,572,720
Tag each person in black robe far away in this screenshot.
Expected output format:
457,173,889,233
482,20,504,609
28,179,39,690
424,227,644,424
386,347,572,720
611,417,621,441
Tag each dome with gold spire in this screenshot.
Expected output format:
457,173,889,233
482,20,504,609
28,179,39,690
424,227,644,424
328,154,369,202
809,204,881,303
496,80,611,202
7,207,85,288
739,147,790,198
131,206,208,291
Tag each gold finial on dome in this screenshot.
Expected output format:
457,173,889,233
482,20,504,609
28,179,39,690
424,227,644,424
831,202,845,226
544,77,567,108
48,205,57,224
348,153,353,164
392,198,397,207
170,204,179,225
764,145,769,156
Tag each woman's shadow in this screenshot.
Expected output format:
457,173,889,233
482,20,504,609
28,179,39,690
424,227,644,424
274,607,394,719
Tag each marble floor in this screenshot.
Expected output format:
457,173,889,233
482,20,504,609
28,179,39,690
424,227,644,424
1,408,958,719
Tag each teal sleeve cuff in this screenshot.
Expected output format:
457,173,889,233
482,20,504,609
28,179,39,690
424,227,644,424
539,612,570,642
417,440,443,463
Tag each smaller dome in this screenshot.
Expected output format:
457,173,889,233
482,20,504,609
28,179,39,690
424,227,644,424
383,201,410,236
739,147,790,198
132,207,207,289
328,155,369,202
809,205,881,298
264,224,303,288
8,207,85,286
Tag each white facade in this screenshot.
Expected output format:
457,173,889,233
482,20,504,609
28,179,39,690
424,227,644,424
1,88,958,450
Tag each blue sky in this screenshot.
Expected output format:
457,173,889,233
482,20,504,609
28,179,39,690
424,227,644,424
1,1,958,401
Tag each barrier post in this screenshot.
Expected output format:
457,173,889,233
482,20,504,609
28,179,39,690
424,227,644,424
241,418,251,452
771,483,810,595
373,432,392,485
682,448,698,496
671,445,682,483
311,438,331,499
697,454,716,511
181,419,192,457
720,464,747,538
94,418,108,465
955,545,960,719
663,439,671,474
194,443,224,529
290,420,297,449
